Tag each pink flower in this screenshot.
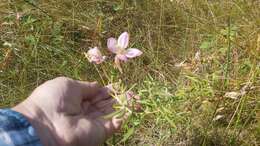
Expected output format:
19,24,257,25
125,91,142,112
126,91,141,100
84,47,106,64
107,32,143,72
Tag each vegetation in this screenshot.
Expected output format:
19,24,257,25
0,0,259,145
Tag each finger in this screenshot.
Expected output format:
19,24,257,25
94,98,117,109
83,105,98,115
76,81,101,99
90,86,112,104
111,116,123,131
88,111,104,118
83,105,113,118
100,106,115,115
100,116,123,137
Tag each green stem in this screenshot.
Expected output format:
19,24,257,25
224,17,232,89
93,64,106,85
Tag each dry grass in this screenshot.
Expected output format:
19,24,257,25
0,0,260,145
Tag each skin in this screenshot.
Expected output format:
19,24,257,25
13,77,125,146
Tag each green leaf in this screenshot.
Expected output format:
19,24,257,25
25,35,36,46
199,41,211,50
21,15,37,25
113,4,122,11
25,0,37,5
119,127,135,143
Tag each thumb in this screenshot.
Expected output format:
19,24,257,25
76,81,101,100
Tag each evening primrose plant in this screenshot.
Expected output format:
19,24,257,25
85,32,143,72
84,32,143,119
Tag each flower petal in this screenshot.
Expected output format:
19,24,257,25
116,54,128,61
85,47,105,64
87,47,101,56
107,37,118,53
118,32,129,49
96,56,106,64
125,48,143,58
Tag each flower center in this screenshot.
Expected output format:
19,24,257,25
116,44,126,54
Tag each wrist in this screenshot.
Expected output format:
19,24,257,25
13,99,59,146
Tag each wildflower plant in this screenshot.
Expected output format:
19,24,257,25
107,32,143,72
84,32,143,119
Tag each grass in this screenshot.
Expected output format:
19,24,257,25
0,0,260,145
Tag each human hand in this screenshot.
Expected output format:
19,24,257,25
13,77,125,146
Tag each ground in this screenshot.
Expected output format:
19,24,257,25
0,0,260,145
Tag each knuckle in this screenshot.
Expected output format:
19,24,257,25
54,76,72,82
